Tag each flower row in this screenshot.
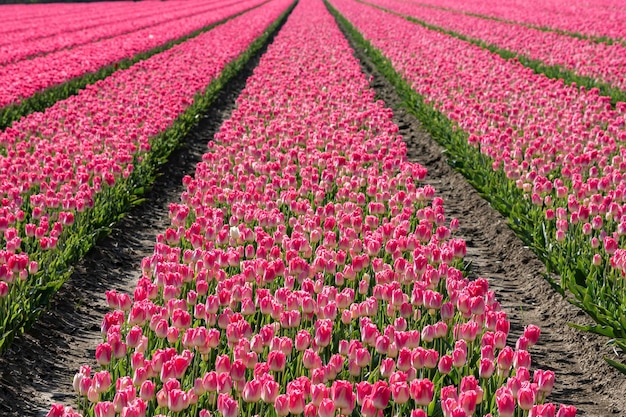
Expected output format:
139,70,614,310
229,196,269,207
329,0,626,353
0,0,236,66
0,0,265,109
0,1,162,38
0,0,291,352
412,0,626,42
50,1,574,416
365,0,626,90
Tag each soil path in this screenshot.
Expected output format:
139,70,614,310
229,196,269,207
337,17,626,416
0,30,278,416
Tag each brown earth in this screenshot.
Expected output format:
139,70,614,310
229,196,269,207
339,19,626,416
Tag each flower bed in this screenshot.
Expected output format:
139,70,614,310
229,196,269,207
0,0,292,354
363,0,626,92
329,0,626,369
404,0,626,43
0,0,266,129
0,0,236,65
48,0,575,416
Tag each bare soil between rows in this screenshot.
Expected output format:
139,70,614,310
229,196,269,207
339,22,626,416
0,10,625,417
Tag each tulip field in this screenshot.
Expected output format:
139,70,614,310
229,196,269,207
0,0,267,128
0,0,625,416
403,0,626,42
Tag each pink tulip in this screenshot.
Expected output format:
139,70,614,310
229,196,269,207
315,396,335,417
261,380,280,404
370,381,391,409
496,387,516,417
523,325,541,346
518,385,536,410
274,394,290,416
242,379,262,403
167,389,189,413
557,405,577,417
534,370,555,395
331,380,355,413
93,402,115,417
437,355,452,374
459,390,478,415
288,389,306,414
410,378,434,406
530,403,557,417
217,394,239,417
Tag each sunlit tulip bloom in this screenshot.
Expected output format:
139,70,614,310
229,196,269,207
217,394,239,417
243,379,262,403
496,387,516,417
391,381,410,404
529,403,556,417
556,405,577,417
92,371,112,394
497,346,514,372
95,343,112,366
168,389,189,413
513,350,532,369
523,325,541,346
459,390,478,415
217,372,233,393
331,380,355,413
533,370,555,395
479,358,495,379
370,381,391,409
274,394,290,416
410,378,434,406
424,349,436,369
94,402,116,417
452,348,467,368
261,380,280,404
288,389,306,414
139,380,156,401
437,355,452,374
318,398,335,417
517,385,536,410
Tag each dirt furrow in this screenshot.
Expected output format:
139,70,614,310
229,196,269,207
339,21,626,416
0,31,278,416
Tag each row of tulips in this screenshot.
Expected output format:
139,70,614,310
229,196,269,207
410,0,626,43
0,3,90,24
328,0,626,368
49,0,575,416
0,0,240,65
0,0,292,354
0,0,266,129
0,1,166,34
363,0,626,94
0,0,213,41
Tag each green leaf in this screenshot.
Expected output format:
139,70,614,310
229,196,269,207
604,356,626,375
